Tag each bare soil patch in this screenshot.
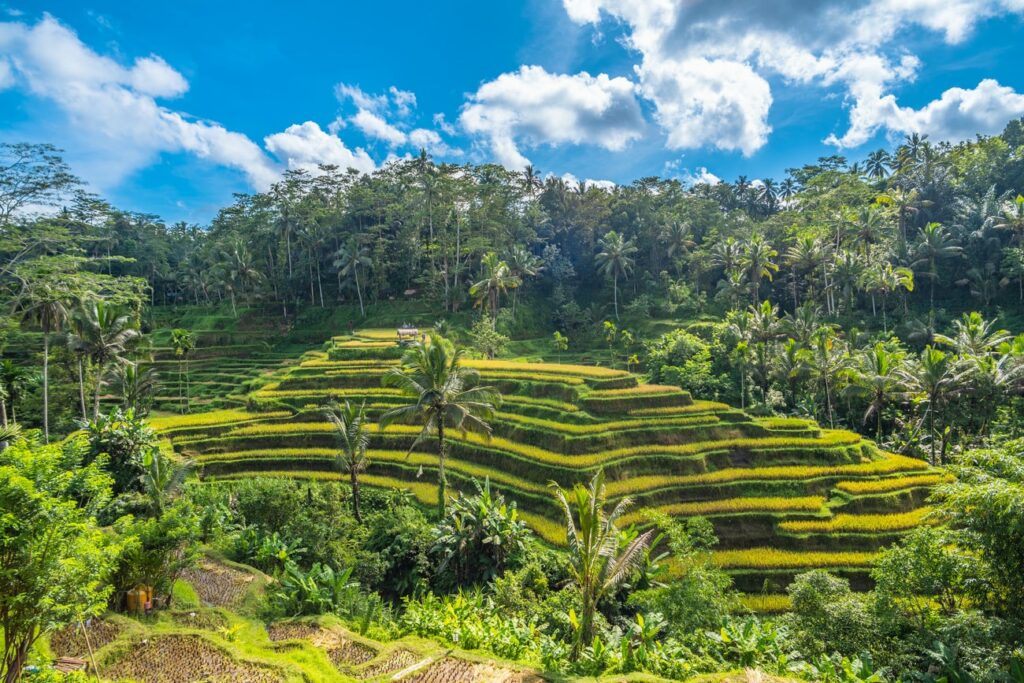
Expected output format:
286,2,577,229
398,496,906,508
49,619,122,659
104,634,281,682
181,561,255,607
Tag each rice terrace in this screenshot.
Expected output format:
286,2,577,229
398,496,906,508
3,2,1024,682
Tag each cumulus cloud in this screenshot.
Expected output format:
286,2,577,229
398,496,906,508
0,15,278,188
264,121,375,173
0,15,384,190
459,65,645,169
562,0,1024,151
335,81,457,156
560,172,617,190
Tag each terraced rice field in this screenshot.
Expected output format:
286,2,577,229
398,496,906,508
161,330,942,591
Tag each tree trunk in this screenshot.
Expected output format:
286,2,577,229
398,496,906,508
613,273,619,321
355,269,364,316
77,359,87,420
42,330,50,443
436,420,447,515
93,366,103,420
351,469,362,523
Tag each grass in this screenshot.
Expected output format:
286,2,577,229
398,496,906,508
740,594,792,613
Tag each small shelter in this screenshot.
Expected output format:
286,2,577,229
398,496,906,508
396,326,419,346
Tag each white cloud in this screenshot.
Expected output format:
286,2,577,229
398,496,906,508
129,55,188,97
335,83,388,113
562,0,1024,151
351,109,408,146
459,65,645,169
829,78,1024,147
389,86,416,117
560,171,617,190
0,15,279,188
264,121,375,173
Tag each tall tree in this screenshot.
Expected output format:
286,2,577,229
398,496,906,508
380,338,500,514
334,236,371,316
469,252,519,321
170,328,195,414
19,279,70,442
595,231,637,321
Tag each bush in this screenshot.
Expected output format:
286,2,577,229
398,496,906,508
785,570,876,658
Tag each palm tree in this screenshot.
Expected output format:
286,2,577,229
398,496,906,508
934,312,1010,358
853,205,891,253
831,250,865,314
912,222,962,312
380,339,500,514
865,263,914,334
846,343,906,441
551,470,654,658
521,164,542,197
779,178,798,202
216,240,262,317
170,328,195,413
865,149,891,180
758,178,779,213
19,281,70,442
899,346,958,465
595,231,637,321
784,236,824,309
0,360,31,425
141,447,192,516
118,362,158,416
469,252,520,321
74,301,141,419
334,236,372,316
322,400,371,523
740,234,779,305
802,328,848,428
993,194,1024,244
506,246,542,316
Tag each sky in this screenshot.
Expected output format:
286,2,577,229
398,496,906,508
2,1,1024,223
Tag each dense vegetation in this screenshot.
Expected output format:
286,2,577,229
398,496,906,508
1,118,1024,682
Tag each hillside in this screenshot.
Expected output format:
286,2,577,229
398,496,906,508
157,330,943,593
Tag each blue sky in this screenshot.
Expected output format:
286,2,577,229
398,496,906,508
2,1,1024,223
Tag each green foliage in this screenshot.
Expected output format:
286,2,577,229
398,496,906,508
0,435,120,681
785,570,876,659
81,407,156,497
432,478,531,587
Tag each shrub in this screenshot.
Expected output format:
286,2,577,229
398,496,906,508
785,570,877,659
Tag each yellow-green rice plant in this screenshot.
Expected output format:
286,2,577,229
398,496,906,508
740,594,792,612
587,384,683,398
493,411,719,434
710,548,877,569
618,496,826,525
150,409,290,432
462,359,629,379
476,370,586,385
628,401,732,416
501,395,579,412
778,507,933,534
835,473,951,495
604,452,930,497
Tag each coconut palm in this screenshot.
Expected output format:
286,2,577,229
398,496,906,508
740,234,779,305
74,301,141,419
380,339,500,514
551,469,654,658
934,312,1011,358
865,149,892,180
19,280,70,442
993,194,1024,244
595,231,637,321
899,346,959,466
912,222,962,312
322,400,371,523
846,343,907,441
469,252,520,321
334,236,372,316
506,246,542,316
864,263,914,334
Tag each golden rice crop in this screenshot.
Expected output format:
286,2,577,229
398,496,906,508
476,370,586,385
778,507,933,534
354,328,432,340
711,548,877,569
588,384,682,398
333,340,396,348
618,496,825,525
604,451,929,497
758,417,819,431
150,409,290,432
462,359,629,379
501,395,579,412
249,387,404,399
628,401,732,416
740,594,792,612
835,473,950,495
493,411,718,434
300,359,398,368
519,510,566,545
